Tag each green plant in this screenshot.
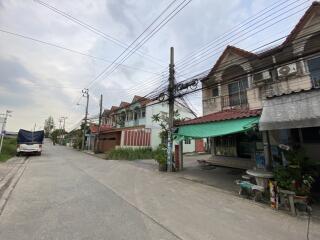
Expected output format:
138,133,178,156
274,166,297,191
0,138,17,162
274,148,316,196
105,147,154,160
295,175,315,196
152,110,184,145
153,145,167,165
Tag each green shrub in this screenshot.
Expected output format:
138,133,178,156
153,145,167,165
106,147,154,160
0,138,17,162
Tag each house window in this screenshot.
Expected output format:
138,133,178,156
141,108,146,118
228,78,248,106
307,56,320,88
134,107,140,120
127,111,133,121
184,139,191,144
212,87,219,97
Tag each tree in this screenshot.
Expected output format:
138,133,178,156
152,110,184,145
51,128,67,145
44,116,55,138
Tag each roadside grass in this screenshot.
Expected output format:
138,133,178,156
105,147,155,160
0,137,17,162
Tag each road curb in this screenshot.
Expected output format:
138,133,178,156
0,157,29,215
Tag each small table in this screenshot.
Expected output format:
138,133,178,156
246,169,274,189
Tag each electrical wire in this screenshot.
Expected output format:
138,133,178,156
176,0,308,67
87,0,192,91
0,28,162,76
91,0,310,103
176,1,311,74
34,0,166,67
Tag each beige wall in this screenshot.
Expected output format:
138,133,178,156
201,7,320,116
202,60,315,115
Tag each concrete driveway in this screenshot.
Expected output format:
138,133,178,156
0,142,319,240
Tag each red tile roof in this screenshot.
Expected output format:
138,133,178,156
110,106,119,112
119,101,130,108
206,45,257,79
178,109,261,126
282,1,320,46
90,124,113,133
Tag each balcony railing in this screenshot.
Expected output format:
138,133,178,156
222,92,248,109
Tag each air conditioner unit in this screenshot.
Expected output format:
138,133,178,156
253,70,271,84
277,63,297,77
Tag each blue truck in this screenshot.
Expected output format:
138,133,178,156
17,129,44,156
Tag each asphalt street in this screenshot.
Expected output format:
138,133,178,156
0,141,319,240
0,141,179,240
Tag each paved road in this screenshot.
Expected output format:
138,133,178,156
0,142,179,240
0,141,319,240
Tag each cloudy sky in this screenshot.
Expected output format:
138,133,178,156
0,0,312,131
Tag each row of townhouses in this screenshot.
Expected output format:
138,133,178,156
175,2,320,170
86,95,203,153
85,2,320,173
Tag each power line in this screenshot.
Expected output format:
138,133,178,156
69,1,316,129
77,0,192,107
176,42,320,101
34,0,166,67
176,18,320,86
0,28,161,76
176,0,310,74
87,0,192,91
91,0,309,103
176,0,307,66
115,16,315,119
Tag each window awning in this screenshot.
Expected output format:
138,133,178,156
175,117,259,139
259,89,320,131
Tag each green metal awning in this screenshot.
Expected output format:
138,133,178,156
175,117,259,140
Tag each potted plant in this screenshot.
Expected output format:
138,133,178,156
293,175,315,203
153,145,167,171
274,148,316,207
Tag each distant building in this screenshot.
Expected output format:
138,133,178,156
91,95,197,153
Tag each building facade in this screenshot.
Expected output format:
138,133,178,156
177,2,320,169
94,95,197,153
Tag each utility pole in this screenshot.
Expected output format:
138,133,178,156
95,94,103,153
167,47,175,172
0,110,12,154
81,88,89,151
58,118,63,145
60,116,67,145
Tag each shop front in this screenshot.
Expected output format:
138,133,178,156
175,109,262,169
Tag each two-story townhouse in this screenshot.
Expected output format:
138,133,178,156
176,2,320,169
94,95,197,153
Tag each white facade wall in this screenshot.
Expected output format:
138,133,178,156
145,100,196,152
